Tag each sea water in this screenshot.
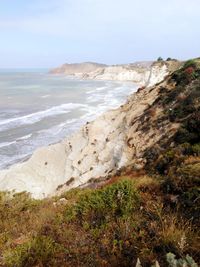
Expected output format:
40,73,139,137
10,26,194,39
0,70,138,170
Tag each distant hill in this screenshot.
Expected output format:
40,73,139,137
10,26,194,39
50,62,107,75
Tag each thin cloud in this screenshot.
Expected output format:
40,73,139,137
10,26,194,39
0,0,199,67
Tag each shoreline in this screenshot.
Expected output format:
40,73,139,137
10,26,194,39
0,61,178,198
0,77,138,171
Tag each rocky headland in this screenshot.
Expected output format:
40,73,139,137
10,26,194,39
50,62,107,76
0,60,182,198
50,60,181,86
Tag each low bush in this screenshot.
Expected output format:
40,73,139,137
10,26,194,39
192,143,200,155
183,59,197,69
3,235,62,267
155,149,184,175
72,179,140,228
171,59,200,86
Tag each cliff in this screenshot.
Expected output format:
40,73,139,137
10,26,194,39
50,60,181,86
0,59,200,267
0,60,182,198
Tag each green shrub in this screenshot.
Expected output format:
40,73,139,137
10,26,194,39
185,111,200,136
171,59,200,86
183,59,197,69
155,149,183,175
174,111,200,145
178,142,200,157
168,90,200,122
157,57,164,61
192,143,200,155
163,85,184,106
73,180,140,227
175,128,197,144
3,235,61,267
0,191,40,213
163,163,200,193
162,162,200,221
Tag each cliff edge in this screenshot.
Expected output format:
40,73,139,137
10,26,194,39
50,60,181,86
0,60,183,198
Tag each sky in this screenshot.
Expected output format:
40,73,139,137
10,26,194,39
0,0,199,68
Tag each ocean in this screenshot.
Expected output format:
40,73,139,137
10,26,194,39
0,70,138,170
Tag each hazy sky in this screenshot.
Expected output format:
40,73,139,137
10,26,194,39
0,0,199,68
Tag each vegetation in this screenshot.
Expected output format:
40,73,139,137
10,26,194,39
157,57,164,61
157,57,177,62
0,177,199,266
3,236,61,267
72,179,140,226
170,59,200,86
0,59,200,266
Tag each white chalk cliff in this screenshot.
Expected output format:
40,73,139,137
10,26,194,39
51,61,180,86
0,61,181,198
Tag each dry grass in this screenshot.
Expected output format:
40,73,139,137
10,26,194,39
0,176,199,267
133,175,160,190
184,156,200,165
158,215,192,254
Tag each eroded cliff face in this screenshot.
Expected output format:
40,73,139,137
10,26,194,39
51,61,181,86
0,62,182,198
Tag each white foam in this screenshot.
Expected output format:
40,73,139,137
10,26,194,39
0,141,17,148
0,103,87,131
87,94,104,103
17,133,32,141
38,122,66,135
41,95,50,98
36,118,83,142
95,86,107,91
0,77,138,170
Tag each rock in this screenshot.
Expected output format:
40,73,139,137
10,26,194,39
50,61,181,86
53,198,68,207
0,62,181,199
155,261,161,267
135,258,142,267
58,198,68,204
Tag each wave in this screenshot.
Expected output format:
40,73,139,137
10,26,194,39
0,134,33,149
0,78,138,170
0,141,17,148
95,86,107,91
86,86,107,95
37,119,81,139
40,94,51,98
38,122,66,135
0,103,87,131
17,133,32,141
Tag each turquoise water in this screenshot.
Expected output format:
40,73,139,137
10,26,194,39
0,70,138,169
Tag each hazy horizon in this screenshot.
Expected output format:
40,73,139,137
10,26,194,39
0,0,200,68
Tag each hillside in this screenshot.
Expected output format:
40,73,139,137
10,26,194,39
50,62,107,75
0,59,199,266
0,60,181,199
